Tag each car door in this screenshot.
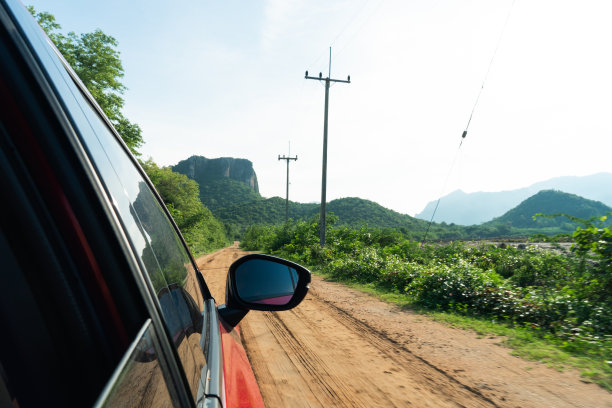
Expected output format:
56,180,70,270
0,0,225,406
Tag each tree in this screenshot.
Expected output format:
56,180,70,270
140,159,228,255
27,6,143,155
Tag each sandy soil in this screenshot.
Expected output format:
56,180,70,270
197,244,612,408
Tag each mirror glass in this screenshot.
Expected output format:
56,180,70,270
234,259,299,305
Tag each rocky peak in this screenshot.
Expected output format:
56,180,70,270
172,155,259,193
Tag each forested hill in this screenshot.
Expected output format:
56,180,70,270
326,198,429,233
171,155,435,237
215,196,435,239
172,155,610,240
484,190,612,231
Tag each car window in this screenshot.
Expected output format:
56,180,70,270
70,88,208,400
15,12,211,398
3,1,211,402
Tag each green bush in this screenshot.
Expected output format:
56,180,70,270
242,216,612,351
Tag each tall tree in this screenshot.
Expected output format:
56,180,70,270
27,6,143,155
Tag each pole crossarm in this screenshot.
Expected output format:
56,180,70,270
305,74,351,84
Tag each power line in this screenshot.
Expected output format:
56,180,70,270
305,47,351,247
330,0,373,49
421,0,517,243
307,0,382,75
421,143,463,244
333,0,384,60
461,0,517,142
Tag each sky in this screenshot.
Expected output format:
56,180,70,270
27,0,612,216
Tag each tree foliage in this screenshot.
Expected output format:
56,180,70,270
140,159,228,255
27,6,143,154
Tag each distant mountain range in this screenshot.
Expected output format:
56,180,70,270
173,156,611,239
416,173,612,225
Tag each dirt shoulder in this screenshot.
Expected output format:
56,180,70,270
197,245,612,408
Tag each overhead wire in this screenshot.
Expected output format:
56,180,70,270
307,0,383,77
421,0,517,243
333,0,384,60
306,0,372,74
421,143,464,244
461,0,517,145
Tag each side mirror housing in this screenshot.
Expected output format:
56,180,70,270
218,254,311,327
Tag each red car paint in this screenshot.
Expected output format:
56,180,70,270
219,319,265,408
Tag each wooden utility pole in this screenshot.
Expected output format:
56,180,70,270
278,146,297,223
305,47,350,246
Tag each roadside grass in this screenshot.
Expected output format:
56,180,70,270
312,269,612,391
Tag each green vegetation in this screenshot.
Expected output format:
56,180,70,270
242,216,612,389
200,178,262,213
141,160,228,256
28,6,143,154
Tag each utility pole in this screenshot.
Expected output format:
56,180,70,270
305,47,350,247
278,143,297,223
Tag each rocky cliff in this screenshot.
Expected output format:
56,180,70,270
172,155,259,193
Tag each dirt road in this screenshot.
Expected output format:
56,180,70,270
197,245,612,408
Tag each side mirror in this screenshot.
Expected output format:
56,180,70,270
218,254,311,327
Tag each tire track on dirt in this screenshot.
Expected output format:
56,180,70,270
263,311,365,406
243,293,495,407
309,295,500,407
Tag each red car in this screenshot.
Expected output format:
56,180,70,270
0,0,310,406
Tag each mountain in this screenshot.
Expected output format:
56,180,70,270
416,173,612,225
484,190,612,232
172,156,260,212
171,155,436,238
173,155,259,192
172,155,608,240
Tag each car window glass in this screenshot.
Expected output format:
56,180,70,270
72,91,207,400
16,12,210,398
100,322,173,408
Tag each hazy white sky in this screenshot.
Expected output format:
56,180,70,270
28,0,612,215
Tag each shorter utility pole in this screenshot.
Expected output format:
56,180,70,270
305,47,350,247
278,149,297,223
